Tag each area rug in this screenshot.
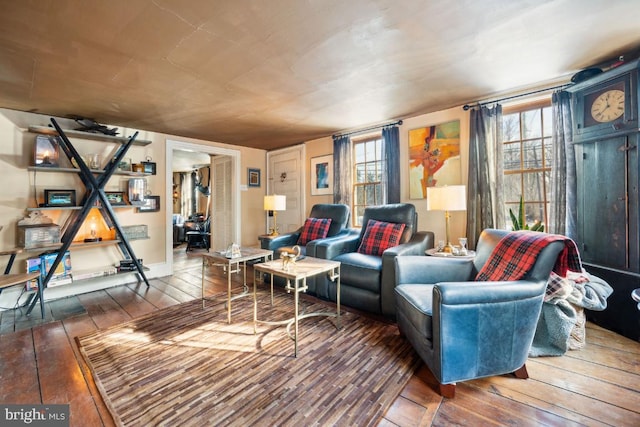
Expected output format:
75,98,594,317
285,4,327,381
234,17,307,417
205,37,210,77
76,291,419,426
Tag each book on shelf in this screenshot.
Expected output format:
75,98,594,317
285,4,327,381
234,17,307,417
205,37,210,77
25,250,73,289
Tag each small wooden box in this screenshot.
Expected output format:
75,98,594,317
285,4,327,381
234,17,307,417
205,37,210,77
18,224,61,249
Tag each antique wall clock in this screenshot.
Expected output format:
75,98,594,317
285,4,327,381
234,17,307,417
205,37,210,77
582,80,626,128
570,64,637,141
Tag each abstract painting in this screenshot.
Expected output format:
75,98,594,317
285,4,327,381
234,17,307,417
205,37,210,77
409,120,461,199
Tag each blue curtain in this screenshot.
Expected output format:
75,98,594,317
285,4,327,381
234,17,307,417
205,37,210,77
382,125,400,204
466,104,504,249
332,134,352,206
550,90,576,238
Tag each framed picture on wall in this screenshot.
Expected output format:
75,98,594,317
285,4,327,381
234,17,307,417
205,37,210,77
34,135,60,167
310,154,332,196
408,120,461,199
137,195,160,213
248,168,261,187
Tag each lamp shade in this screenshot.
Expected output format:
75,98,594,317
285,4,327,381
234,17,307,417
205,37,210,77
426,185,466,211
264,194,287,211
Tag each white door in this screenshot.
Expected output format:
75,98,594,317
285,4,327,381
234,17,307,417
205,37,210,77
212,155,233,250
267,145,305,233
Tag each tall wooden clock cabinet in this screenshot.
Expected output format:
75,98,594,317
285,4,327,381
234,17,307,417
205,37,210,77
566,60,639,341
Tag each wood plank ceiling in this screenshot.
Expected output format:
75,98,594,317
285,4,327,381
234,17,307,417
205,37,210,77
1,0,640,150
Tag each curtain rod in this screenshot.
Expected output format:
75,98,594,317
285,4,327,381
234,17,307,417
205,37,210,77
462,83,571,110
332,119,403,139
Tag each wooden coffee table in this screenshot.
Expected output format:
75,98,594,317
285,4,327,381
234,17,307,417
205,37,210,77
252,256,341,357
201,247,273,323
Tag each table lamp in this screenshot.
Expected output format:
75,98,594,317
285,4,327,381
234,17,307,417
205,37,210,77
427,185,466,253
264,194,287,236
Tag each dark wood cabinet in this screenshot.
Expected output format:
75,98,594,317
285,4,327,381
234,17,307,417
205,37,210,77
567,60,640,341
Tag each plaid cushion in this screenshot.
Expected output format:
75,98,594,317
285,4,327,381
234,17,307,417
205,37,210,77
357,219,406,256
475,231,582,282
297,218,332,245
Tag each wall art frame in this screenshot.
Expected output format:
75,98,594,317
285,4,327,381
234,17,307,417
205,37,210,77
248,168,261,187
44,189,76,207
408,119,461,199
137,195,160,213
34,135,60,167
105,191,127,206
310,154,333,196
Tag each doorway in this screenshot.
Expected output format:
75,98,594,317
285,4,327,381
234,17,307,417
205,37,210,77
165,140,241,275
266,145,306,233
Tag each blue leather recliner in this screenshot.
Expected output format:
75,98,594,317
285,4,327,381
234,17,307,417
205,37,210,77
394,228,564,398
315,203,434,317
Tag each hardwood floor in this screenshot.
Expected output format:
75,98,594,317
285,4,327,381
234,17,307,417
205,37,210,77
1,246,639,426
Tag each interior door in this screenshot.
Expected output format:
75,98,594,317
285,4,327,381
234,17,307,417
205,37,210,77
212,155,233,250
576,137,629,270
267,146,305,233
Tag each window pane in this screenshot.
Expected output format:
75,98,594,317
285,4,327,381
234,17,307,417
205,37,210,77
525,203,545,225
354,143,365,163
522,109,542,139
355,163,365,183
544,170,551,202
503,142,520,171
355,185,365,204
543,137,553,168
365,161,376,181
370,160,381,181
542,106,552,136
354,205,365,226
375,183,382,204
365,141,376,160
365,184,376,205
523,171,545,202
523,139,542,169
503,173,522,203
502,113,520,142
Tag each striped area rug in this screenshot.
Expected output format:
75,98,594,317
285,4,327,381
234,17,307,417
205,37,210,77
76,291,419,426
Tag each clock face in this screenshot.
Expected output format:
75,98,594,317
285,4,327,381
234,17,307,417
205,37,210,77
590,89,625,123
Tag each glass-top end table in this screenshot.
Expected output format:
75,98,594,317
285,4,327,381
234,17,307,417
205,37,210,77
201,247,273,324
252,256,341,357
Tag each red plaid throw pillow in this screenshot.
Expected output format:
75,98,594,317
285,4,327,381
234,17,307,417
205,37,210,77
297,218,332,245
357,219,406,256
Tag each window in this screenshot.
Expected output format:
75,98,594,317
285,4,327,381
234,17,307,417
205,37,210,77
352,135,383,226
502,101,553,229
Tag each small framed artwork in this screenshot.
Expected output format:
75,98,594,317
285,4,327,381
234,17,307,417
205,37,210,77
141,157,157,175
137,195,160,213
34,135,60,167
105,191,127,206
310,154,333,196
44,189,76,207
117,158,132,172
248,168,261,187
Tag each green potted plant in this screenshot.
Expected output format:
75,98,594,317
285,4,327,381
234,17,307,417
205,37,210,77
509,196,544,231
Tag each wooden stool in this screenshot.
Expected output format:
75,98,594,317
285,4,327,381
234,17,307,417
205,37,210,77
0,272,45,319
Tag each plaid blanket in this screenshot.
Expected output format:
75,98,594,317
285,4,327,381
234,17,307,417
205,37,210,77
475,231,582,283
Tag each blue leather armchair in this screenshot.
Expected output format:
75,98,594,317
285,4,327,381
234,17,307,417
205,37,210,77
315,203,434,317
394,228,565,398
